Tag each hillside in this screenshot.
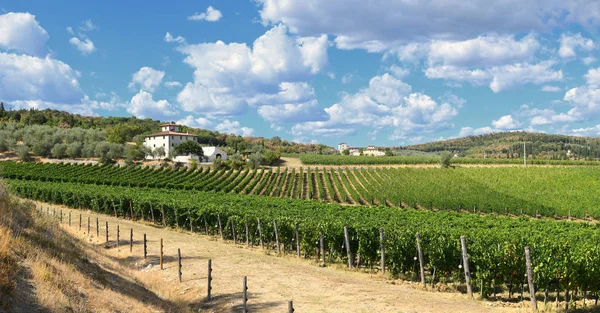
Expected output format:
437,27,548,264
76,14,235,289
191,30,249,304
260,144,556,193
403,131,600,160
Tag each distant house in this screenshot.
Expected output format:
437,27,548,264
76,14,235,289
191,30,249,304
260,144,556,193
338,142,384,156
144,123,228,162
363,145,385,156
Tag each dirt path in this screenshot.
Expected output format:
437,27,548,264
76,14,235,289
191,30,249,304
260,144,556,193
31,201,525,313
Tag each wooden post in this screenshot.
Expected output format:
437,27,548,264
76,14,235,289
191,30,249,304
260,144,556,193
161,205,166,227
231,219,237,244
218,214,224,240
343,226,352,268
245,219,249,247
274,220,281,255
203,214,209,235
143,233,147,259
257,218,264,249
150,202,155,224
319,231,326,266
79,213,82,231
525,246,538,311
130,228,133,253
60,210,63,223
117,225,120,251
129,201,134,220
96,217,99,238
295,223,300,258
460,236,473,298
416,233,425,287
380,227,385,274
105,221,109,246
177,248,182,283
242,276,248,313
69,212,71,226
87,216,90,235
188,211,193,232
160,238,164,270
288,300,294,313
207,259,212,301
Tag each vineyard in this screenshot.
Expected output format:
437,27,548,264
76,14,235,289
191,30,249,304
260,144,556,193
9,179,600,302
299,154,600,166
3,162,600,219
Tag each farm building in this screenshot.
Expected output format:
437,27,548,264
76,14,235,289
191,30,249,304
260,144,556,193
338,142,384,156
144,123,228,162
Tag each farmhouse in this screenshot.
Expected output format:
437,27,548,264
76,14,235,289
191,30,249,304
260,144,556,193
143,123,228,162
338,142,385,156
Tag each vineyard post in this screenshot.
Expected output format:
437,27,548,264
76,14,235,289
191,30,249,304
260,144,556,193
129,201,134,220
87,216,90,236
105,221,109,247
150,202,155,224
525,246,538,311
295,223,300,258
380,228,385,274
112,201,117,218
245,218,250,247
288,300,294,313
117,225,120,251
207,259,212,301
79,213,82,231
319,231,326,267
242,276,248,313
161,205,166,227
143,233,147,259
130,228,133,253
416,233,426,287
160,238,164,270
188,211,193,232
460,236,473,298
343,226,352,268
203,214,209,235
60,210,63,223
178,248,182,283
257,218,264,249
218,214,224,240
274,220,281,255
230,219,237,244
96,217,99,239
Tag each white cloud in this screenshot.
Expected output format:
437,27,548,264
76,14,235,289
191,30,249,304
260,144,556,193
0,12,48,56
327,72,336,79
69,37,96,55
176,24,328,119
176,115,214,129
459,126,497,137
571,125,600,136
165,32,186,44
128,67,165,92
428,34,539,68
127,90,176,119
541,85,561,92
255,82,327,123
492,115,522,129
0,52,84,104
292,73,459,139
215,119,254,136
80,19,97,32
558,33,594,59
188,6,222,22
164,81,182,88
341,73,353,84
257,0,600,52
388,65,410,79
583,56,596,65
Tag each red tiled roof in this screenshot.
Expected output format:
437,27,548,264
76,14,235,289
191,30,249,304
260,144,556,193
145,131,198,137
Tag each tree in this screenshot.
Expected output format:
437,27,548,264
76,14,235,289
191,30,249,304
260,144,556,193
174,140,204,159
262,149,280,166
153,146,166,159
440,151,452,168
342,149,350,155
247,152,262,169
16,145,30,161
385,148,394,156
0,102,6,119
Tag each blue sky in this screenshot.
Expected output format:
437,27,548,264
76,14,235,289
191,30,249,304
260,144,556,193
1,1,600,147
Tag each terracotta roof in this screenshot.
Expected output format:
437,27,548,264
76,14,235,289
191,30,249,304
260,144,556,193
145,131,198,137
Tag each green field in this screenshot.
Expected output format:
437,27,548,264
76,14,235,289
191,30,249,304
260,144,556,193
3,162,600,218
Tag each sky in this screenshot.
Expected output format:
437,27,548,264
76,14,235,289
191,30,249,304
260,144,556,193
1,1,600,147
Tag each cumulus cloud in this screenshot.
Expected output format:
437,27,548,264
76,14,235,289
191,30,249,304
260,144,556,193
558,33,594,59
291,73,459,139
69,37,95,55
164,81,182,88
541,85,561,92
127,90,176,119
128,67,165,92
176,115,214,129
175,24,328,120
165,32,186,44
458,126,497,137
341,73,353,84
188,6,222,22
215,119,254,136
257,0,600,52
0,12,48,56
492,115,522,129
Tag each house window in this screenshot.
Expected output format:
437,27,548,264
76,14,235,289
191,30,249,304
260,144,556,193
180,136,182,140
171,143,174,147
171,136,173,140
163,136,165,140
163,143,165,147
153,144,155,147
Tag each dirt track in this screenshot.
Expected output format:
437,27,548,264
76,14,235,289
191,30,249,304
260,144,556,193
38,201,523,313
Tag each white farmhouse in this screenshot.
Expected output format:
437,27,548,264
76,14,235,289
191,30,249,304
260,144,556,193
144,123,228,162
